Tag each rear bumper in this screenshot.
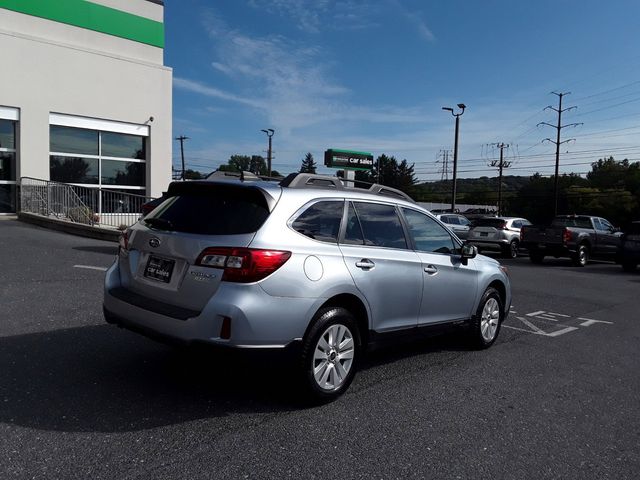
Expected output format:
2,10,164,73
103,262,316,349
104,305,303,357
521,243,575,257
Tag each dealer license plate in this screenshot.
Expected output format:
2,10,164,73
144,255,175,283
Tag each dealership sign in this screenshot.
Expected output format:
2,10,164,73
324,149,374,171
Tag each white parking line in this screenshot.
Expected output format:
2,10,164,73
578,318,614,327
74,265,107,272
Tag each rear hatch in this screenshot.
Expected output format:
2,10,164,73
469,217,507,241
118,181,280,313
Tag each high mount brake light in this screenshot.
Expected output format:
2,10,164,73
196,247,291,283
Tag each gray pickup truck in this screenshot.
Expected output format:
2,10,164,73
519,215,622,266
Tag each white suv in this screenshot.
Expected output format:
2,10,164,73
104,173,512,400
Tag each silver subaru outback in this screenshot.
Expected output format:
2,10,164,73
104,173,511,400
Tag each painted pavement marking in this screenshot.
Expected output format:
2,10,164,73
502,310,612,338
74,265,108,272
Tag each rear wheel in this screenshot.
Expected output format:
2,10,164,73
572,244,589,267
503,239,519,259
299,307,360,402
467,287,503,349
529,249,544,264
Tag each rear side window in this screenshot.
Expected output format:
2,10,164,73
291,201,344,243
552,216,593,228
342,202,407,249
145,187,270,235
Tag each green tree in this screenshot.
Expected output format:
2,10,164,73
299,152,317,174
183,169,204,180
355,154,416,193
219,155,268,175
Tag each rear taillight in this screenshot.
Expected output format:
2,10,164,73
498,221,507,230
196,247,291,283
118,230,129,256
563,228,572,245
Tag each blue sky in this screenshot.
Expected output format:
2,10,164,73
165,0,640,181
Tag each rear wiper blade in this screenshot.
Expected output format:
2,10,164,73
144,217,174,231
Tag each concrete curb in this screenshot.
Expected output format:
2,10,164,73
18,212,120,242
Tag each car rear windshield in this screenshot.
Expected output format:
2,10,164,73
473,218,506,228
144,184,271,235
552,217,592,228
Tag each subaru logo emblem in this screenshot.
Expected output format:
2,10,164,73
149,237,161,248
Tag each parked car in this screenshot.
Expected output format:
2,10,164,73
467,217,531,258
463,208,497,221
104,173,511,401
520,215,622,267
435,213,472,239
616,221,640,272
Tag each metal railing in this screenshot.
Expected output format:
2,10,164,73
20,177,154,230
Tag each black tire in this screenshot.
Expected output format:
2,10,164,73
529,249,544,264
571,244,589,267
299,307,361,402
502,239,519,259
467,287,504,349
622,262,637,272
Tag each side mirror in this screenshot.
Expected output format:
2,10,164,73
460,244,478,265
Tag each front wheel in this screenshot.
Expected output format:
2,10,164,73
299,307,360,402
467,287,504,349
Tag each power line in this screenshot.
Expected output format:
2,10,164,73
538,92,583,215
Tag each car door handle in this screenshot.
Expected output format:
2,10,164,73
355,259,375,269
424,265,438,275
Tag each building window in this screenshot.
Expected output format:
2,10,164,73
0,117,18,213
49,125,147,192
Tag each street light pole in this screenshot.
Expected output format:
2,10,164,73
261,129,274,176
442,104,466,212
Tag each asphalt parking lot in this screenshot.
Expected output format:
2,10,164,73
1,219,639,479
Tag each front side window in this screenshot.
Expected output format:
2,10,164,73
291,201,344,243
402,208,456,254
343,202,407,249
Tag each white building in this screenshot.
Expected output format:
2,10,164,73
0,0,172,214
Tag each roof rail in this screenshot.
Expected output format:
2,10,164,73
280,173,344,189
206,170,261,182
367,184,414,202
279,173,414,202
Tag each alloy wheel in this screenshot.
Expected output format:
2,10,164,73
480,298,500,342
312,324,355,391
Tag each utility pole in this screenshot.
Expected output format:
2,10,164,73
261,129,274,176
175,135,189,180
538,92,582,215
436,149,451,181
489,143,511,215
442,104,466,212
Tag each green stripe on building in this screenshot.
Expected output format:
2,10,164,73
0,0,164,48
